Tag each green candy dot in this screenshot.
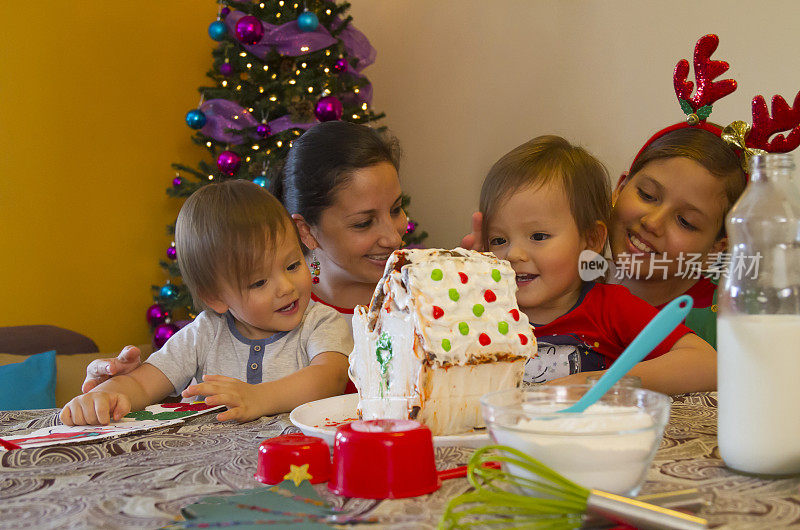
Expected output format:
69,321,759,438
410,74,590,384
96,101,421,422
498,321,509,335
449,288,460,302
441,338,451,352
473,304,485,317
491,269,502,282
459,322,470,335
431,269,443,281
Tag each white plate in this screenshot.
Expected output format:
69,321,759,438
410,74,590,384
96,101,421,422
290,393,490,448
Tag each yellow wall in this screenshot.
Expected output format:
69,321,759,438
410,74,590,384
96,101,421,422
0,2,218,351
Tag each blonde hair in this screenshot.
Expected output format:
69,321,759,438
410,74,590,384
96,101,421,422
175,180,296,308
480,135,611,245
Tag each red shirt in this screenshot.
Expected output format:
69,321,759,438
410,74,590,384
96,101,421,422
310,292,354,315
526,282,692,383
654,275,716,310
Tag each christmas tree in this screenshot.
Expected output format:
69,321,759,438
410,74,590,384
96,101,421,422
146,1,427,347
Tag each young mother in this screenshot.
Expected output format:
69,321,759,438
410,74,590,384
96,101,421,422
83,121,407,392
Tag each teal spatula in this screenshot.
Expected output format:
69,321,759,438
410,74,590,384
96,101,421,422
559,294,693,413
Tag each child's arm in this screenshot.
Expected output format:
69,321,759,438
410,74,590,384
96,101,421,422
626,333,716,394
549,333,716,395
60,364,175,426
182,351,349,422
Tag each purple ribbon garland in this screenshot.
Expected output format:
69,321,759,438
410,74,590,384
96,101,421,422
224,10,375,81
225,11,335,56
199,99,315,144
199,11,375,144
199,99,257,144
334,19,376,72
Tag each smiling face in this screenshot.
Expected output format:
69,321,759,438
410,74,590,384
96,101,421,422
205,226,312,340
486,181,604,324
305,161,407,285
610,157,729,280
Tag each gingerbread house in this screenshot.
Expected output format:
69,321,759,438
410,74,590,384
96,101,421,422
350,248,536,435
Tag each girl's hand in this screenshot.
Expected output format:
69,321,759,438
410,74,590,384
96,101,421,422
182,375,261,422
60,391,132,426
460,211,484,251
82,346,143,393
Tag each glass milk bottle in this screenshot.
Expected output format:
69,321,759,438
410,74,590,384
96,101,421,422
718,153,800,475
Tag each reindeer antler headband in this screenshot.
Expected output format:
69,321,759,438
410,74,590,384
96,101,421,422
630,34,800,176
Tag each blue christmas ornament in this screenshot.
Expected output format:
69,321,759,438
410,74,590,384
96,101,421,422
297,11,319,32
253,176,269,188
208,20,227,41
185,109,207,129
160,283,179,300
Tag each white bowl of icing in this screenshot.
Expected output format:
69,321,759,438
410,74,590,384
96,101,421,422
481,385,670,495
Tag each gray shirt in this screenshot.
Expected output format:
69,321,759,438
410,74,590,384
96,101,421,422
146,300,353,393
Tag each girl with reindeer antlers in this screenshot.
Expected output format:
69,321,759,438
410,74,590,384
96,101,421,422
460,33,800,390
609,33,800,350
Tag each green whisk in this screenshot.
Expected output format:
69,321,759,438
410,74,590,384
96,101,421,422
439,445,706,530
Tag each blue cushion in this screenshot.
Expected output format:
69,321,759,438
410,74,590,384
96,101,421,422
0,350,57,411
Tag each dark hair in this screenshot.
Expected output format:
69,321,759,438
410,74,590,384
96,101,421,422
480,135,611,246
629,128,746,235
271,121,401,226
176,180,295,308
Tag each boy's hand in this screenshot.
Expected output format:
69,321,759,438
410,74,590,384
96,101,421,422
182,375,261,423
82,346,143,393
60,391,132,426
460,211,484,251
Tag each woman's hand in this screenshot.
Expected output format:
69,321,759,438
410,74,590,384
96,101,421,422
460,211,485,251
60,391,132,426
82,346,143,393
182,375,260,422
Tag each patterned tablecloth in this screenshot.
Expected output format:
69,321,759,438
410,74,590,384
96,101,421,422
1,393,799,529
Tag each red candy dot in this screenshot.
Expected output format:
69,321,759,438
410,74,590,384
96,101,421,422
459,272,469,284
479,333,491,346
432,306,444,319
518,333,528,345
509,309,520,321
484,289,496,303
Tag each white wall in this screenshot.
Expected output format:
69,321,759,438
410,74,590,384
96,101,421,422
348,0,800,247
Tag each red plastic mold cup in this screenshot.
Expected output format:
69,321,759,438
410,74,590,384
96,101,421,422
255,433,331,485
328,419,440,499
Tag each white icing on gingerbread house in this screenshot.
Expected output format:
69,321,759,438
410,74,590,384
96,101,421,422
350,247,536,435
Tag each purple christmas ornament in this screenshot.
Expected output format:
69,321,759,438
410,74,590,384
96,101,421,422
220,6,230,18
146,303,169,327
219,62,233,76
314,96,343,122
172,176,182,187
174,319,192,331
236,15,264,45
153,323,179,349
166,246,177,260
256,123,272,138
217,150,241,176
334,58,348,72
406,220,417,234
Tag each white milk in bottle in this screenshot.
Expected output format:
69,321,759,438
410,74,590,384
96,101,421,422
717,315,800,474
718,153,800,475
